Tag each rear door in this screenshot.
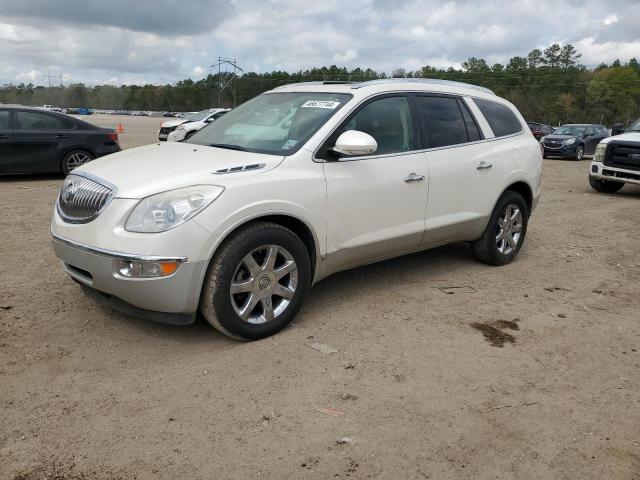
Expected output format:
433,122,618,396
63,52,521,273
0,109,12,172
416,94,503,245
12,110,69,173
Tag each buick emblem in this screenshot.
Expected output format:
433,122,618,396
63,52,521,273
62,182,76,203
629,153,640,161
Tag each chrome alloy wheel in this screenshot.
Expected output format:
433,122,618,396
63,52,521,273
496,203,523,255
229,245,298,324
66,151,91,171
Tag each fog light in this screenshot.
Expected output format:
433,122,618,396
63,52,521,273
115,259,180,278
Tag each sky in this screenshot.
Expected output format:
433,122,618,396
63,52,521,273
0,0,639,86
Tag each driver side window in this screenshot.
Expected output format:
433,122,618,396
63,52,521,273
337,96,414,156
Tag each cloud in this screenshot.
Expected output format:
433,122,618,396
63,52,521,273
0,0,639,85
2,0,233,35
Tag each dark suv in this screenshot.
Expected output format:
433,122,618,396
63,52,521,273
527,122,554,140
541,124,609,160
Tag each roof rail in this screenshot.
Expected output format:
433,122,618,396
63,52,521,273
272,80,355,90
351,78,495,95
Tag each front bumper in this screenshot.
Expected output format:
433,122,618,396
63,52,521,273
51,234,207,322
590,162,640,186
543,143,578,158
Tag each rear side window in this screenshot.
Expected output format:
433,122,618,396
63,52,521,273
474,98,522,137
15,111,60,130
0,110,8,129
414,96,473,148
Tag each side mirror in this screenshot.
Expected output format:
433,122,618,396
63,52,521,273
205,117,214,123
332,130,377,157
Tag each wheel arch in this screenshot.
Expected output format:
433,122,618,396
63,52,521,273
206,212,320,282
504,180,533,213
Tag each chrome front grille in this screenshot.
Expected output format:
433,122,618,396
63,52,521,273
56,174,115,223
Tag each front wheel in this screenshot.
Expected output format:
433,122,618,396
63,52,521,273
574,145,584,161
472,191,529,266
61,149,93,175
589,176,624,193
200,222,312,340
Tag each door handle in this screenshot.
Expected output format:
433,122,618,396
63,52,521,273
404,173,425,183
476,161,493,170
55,134,68,139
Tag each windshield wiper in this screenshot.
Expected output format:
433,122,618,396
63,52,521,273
208,143,248,151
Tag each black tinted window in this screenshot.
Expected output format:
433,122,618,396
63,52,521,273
0,110,8,129
339,96,414,155
474,98,522,137
415,96,468,148
16,111,60,130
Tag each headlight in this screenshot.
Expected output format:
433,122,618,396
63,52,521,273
594,143,607,162
125,185,224,233
564,138,576,145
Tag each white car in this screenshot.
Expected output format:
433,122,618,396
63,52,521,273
167,108,229,142
158,108,229,141
51,79,542,340
589,118,640,193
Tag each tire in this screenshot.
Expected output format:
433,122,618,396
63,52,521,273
199,222,312,340
61,149,93,175
472,191,529,266
589,175,624,193
574,145,584,161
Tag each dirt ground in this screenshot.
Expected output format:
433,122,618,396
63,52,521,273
1,115,639,479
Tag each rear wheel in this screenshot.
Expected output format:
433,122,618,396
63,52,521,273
61,149,93,175
589,176,624,193
200,222,312,340
472,191,529,266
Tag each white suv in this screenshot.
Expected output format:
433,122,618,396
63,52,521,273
51,79,542,340
158,108,229,141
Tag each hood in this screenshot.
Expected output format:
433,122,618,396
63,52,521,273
543,134,578,141
179,121,203,131
601,131,640,144
161,118,187,128
77,142,285,199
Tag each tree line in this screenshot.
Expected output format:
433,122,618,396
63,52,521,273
1,43,639,127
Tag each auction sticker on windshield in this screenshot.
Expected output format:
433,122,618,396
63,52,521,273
301,100,341,109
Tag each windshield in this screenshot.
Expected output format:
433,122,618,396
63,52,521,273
188,92,352,155
185,109,215,122
553,125,586,136
628,118,640,132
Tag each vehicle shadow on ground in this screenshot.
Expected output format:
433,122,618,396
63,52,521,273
306,242,475,309
96,242,475,344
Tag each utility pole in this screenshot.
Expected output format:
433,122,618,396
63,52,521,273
41,72,68,87
209,57,243,108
